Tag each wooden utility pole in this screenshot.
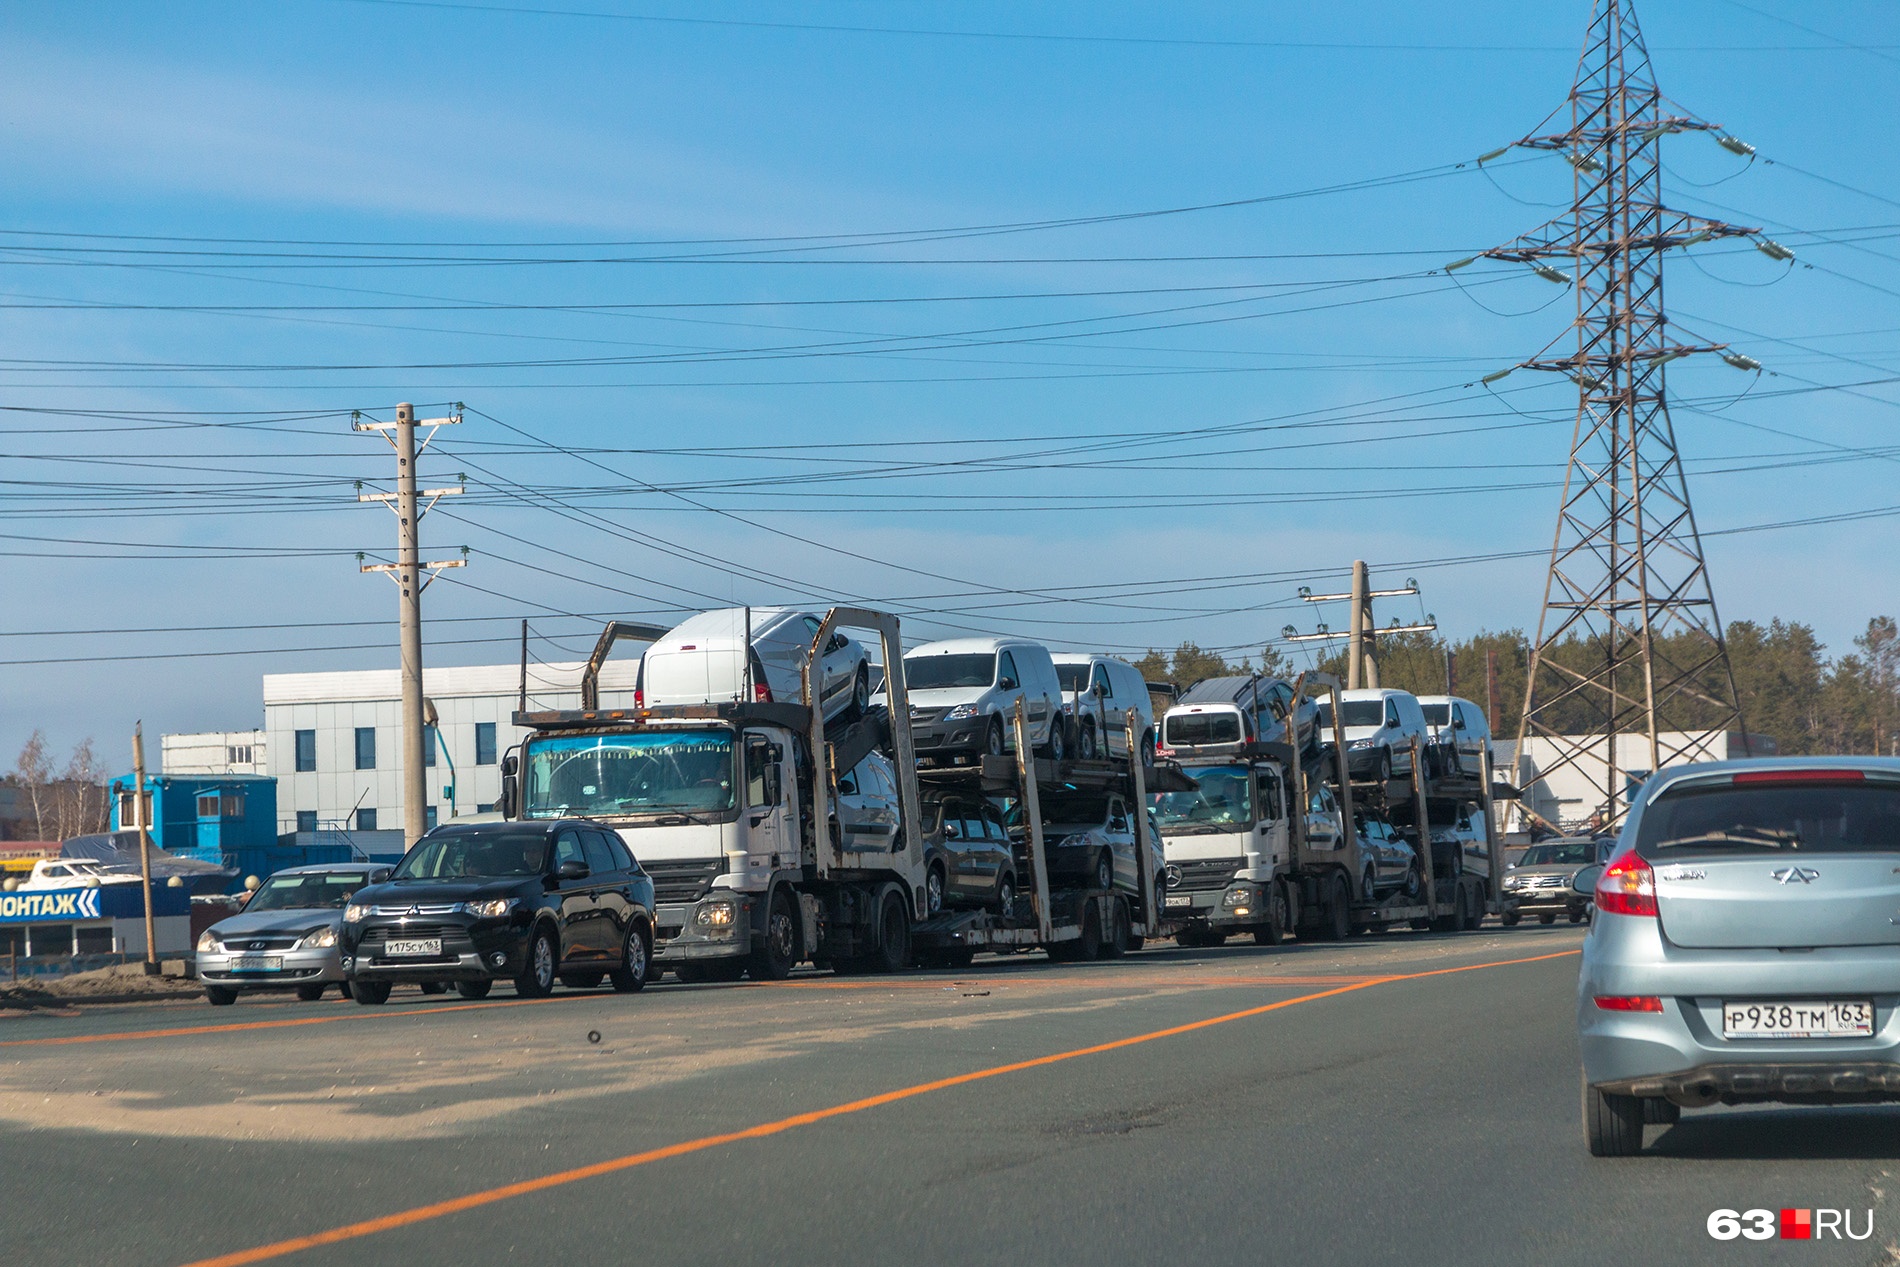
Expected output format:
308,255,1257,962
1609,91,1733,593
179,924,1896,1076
1289,562,1434,688
131,723,158,974
357,403,466,847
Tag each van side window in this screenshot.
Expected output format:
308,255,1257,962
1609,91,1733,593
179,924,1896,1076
997,650,1019,687
1386,700,1400,726
1090,664,1111,695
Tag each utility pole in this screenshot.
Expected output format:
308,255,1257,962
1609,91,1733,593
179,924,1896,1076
1470,0,1772,827
356,403,467,848
131,722,158,974
1486,649,1502,736
1284,562,1436,687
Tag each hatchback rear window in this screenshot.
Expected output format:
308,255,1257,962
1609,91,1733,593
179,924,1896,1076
1636,775,1900,856
1166,713,1241,746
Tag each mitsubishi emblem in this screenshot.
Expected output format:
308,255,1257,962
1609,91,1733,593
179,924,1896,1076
406,905,421,916
1770,866,1819,885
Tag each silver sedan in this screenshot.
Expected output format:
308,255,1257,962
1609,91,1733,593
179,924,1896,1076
197,863,390,1005
1578,758,1900,1155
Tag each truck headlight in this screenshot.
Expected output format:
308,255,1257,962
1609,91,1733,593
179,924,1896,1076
301,927,338,949
696,900,736,928
1222,889,1253,908
196,930,219,952
465,898,513,919
344,903,369,923
942,704,978,721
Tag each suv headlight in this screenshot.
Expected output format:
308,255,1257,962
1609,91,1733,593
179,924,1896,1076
196,930,219,952
942,704,978,721
301,926,338,949
695,899,736,928
344,903,369,923
465,898,513,919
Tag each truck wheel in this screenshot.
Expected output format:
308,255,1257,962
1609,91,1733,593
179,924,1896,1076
1254,883,1287,946
869,889,911,973
204,985,238,1007
1582,1073,1645,1157
515,926,557,998
456,980,492,999
1102,899,1130,959
1322,874,1351,941
1076,902,1102,960
749,890,800,981
419,981,448,995
1464,884,1485,930
1502,911,1521,927
352,980,391,1006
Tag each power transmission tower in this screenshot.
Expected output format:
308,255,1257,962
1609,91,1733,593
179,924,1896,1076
355,402,467,847
1473,0,1781,826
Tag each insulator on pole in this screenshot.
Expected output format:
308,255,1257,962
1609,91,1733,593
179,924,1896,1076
1647,349,1690,365
1716,135,1756,157
1573,372,1605,390
1722,352,1763,372
1444,256,1477,271
1532,263,1573,284
1480,368,1514,384
1567,152,1604,174
1477,146,1511,164
1756,238,1795,261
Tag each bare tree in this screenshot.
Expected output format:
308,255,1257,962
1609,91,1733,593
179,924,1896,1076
14,730,50,840
52,738,109,840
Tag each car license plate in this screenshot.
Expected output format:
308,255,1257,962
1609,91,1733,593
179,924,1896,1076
228,955,281,971
1722,1000,1874,1039
1165,894,1192,908
384,938,442,957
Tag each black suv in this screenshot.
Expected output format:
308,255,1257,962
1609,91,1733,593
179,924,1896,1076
340,819,656,1004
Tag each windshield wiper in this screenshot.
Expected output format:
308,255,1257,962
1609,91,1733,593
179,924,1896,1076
1659,826,1802,850
650,811,711,826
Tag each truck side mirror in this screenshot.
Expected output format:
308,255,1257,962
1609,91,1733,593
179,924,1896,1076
499,752,519,819
764,764,782,807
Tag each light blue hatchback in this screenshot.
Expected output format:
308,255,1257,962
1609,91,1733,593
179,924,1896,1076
1577,757,1900,1155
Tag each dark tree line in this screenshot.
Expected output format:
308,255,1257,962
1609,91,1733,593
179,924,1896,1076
1134,616,1900,756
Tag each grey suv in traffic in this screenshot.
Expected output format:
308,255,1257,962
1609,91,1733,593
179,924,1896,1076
1578,758,1900,1155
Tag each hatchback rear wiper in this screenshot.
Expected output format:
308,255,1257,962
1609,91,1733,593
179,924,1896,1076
1659,826,1802,850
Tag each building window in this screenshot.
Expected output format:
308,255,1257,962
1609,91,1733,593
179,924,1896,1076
355,727,376,770
117,790,152,828
197,793,220,819
425,805,438,829
296,811,317,832
226,745,253,766
295,729,316,773
75,927,114,954
475,722,497,766
222,792,245,818
356,808,378,832
424,725,437,768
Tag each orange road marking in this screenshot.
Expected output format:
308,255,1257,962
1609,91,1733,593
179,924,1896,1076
179,948,1579,1267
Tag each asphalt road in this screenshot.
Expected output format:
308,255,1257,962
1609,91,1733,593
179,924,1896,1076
2,925,1896,1267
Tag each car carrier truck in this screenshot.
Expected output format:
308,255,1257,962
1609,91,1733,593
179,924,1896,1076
501,608,928,982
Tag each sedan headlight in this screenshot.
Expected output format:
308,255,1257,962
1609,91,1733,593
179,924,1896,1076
465,898,513,919
300,926,338,949
196,930,220,952
942,704,979,721
696,900,736,928
344,903,370,923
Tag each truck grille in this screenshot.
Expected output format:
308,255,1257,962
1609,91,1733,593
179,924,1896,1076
643,858,724,905
1167,859,1243,893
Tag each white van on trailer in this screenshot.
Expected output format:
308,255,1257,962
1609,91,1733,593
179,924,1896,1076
638,606,873,722
1051,653,1155,763
505,609,924,982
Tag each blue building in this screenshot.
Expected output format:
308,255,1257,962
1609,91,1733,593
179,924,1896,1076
108,773,278,866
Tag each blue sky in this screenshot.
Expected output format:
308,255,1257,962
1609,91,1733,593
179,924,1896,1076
3,0,1899,770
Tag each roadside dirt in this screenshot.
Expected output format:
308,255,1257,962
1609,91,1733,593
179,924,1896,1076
0,961,200,1009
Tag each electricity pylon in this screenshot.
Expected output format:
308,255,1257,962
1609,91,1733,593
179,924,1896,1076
1473,0,1782,826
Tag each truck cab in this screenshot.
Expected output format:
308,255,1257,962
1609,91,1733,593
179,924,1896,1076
1150,758,1295,943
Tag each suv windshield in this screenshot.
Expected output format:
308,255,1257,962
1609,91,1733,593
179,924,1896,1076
524,731,734,817
245,872,371,911
394,829,550,879
906,653,995,690
1316,700,1386,729
1520,841,1596,866
1151,766,1253,828
1636,775,1900,855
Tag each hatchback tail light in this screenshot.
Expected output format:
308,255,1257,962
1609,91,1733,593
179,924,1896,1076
1593,995,1664,1012
1596,851,1657,917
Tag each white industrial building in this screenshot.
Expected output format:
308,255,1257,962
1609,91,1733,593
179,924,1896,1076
161,729,268,776
1503,730,1777,832
258,659,638,836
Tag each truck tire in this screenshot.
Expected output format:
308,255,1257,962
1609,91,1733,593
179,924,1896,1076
1254,882,1287,946
1464,883,1485,930
1502,911,1522,927
749,890,800,981
1102,898,1130,959
1320,873,1352,941
1582,1073,1645,1157
869,888,911,973
1076,902,1102,960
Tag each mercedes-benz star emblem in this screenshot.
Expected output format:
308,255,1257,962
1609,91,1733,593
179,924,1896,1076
1771,866,1820,885
1163,864,1182,889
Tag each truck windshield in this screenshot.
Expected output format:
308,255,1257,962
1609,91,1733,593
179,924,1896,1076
523,731,735,818
1635,775,1900,855
1151,767,1253,828
905,653,996,690
1316,700,1386,729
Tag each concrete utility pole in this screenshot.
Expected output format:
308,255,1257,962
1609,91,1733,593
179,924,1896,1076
1286,562,1435,688
131,722,158,974
356,403,466,847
